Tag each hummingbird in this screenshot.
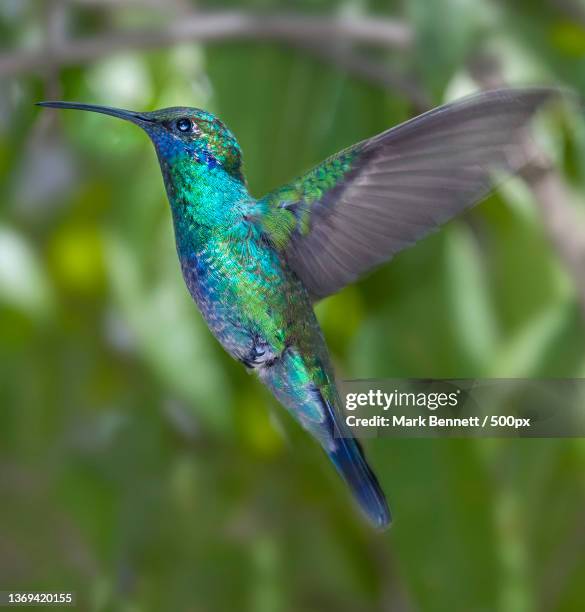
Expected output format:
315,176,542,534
38,88,554,529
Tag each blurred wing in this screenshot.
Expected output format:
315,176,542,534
259,88,556,299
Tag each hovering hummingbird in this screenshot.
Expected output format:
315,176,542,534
38,88,554,529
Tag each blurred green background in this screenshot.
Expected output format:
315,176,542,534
2,1,585,611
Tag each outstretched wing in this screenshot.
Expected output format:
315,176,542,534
258,88,557,299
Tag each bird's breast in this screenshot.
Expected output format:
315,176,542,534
177,232,305,361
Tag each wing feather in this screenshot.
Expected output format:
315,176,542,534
259,88,558,299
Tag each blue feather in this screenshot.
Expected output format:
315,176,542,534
324,401,392,530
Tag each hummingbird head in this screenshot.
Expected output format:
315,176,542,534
36,102,244,183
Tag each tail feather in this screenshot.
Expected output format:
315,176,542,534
259,348,391,528
320,392,391,529
328,434,391,530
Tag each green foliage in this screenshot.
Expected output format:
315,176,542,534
1,1,585,611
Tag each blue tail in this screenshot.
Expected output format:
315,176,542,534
258,348,390,529
328,434,391,530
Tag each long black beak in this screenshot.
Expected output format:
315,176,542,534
36,101,154,125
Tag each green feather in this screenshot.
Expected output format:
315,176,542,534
258,145,361,247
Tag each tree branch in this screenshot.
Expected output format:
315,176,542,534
0,12,413,77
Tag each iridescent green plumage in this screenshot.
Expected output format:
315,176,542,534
260,146,361,247
38,88,556,529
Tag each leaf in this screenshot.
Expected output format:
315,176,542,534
0,226,54,317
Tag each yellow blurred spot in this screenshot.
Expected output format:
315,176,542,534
551,21,585,56
48,224,105,295
315,285,364,351
239,391,283,457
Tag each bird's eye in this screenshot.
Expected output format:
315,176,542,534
176,118,193,133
